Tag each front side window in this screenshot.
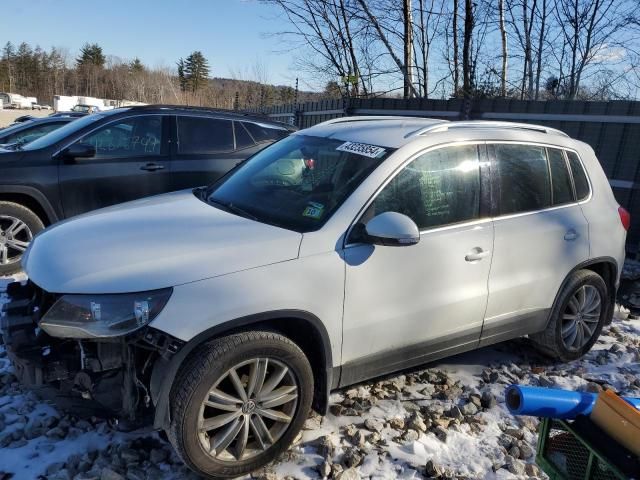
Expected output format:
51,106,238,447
548,148,575,206
205,134,393,232
566,151,590,200
494,144,551,215
364,145,481,230
177,117,233,154
78,116,162,159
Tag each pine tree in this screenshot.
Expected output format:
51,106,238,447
129,57,144,74
1,42,15,91
176,58,187,92
76,43,105,68
183,51,210,93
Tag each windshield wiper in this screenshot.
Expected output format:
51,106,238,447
208,198,259,222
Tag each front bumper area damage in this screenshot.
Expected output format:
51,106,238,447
1,281,184,425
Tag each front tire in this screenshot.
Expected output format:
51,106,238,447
0,201,44,276
167,331,314,479
531,269,609,361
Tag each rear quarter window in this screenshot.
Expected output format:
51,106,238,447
243,122,288,143
566,151,590,201
547,148,575,206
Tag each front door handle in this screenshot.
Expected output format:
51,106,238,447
140,163,165,172
465,248,491,262
564,229,579,241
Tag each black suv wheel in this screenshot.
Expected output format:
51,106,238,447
0,201,44,276
168,331,313,479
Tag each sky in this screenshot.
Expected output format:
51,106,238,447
2,0,304,87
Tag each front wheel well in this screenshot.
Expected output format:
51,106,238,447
152,313,333,430
0,192,51,226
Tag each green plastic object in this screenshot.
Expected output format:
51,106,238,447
536,418,627,480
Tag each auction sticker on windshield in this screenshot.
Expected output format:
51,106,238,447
336,141,386,159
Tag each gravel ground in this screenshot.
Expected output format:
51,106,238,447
0,109,51,128
1,272,639,480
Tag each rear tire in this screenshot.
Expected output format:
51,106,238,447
0,201,44,276
167,331,314,479
531,269,609,361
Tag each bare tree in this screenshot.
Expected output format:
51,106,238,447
555,0,631,99
462,0,474,95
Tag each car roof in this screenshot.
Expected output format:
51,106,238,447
300,116,569,149
121,105,296,130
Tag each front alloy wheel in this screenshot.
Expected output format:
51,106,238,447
197,358,299,462
168,331,313,479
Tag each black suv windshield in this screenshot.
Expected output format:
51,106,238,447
205,134,394,232
23,113,106,150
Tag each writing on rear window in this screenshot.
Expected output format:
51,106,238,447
336,141,386,159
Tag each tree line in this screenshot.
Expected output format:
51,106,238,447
265,0,640,101
0,42,319,110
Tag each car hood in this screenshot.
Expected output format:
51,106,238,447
24,190,303,294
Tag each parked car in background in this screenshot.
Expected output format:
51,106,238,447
1,117,627,478
0,105,294,274
0,116,77,148
31,103,52,111
48,111,87,119
71,104,102,114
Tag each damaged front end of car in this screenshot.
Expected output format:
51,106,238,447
0,281,184,426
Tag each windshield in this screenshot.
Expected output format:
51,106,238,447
23,114,105,150
205,134,394,232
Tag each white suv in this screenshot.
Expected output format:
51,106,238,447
1,117,628,478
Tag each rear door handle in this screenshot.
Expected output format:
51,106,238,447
140,163,165,172
564,229,579,241
465,248,491,262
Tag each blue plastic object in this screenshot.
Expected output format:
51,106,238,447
505,385,640,419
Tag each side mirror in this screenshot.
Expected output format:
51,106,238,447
365,212,420,246
59,143,96,162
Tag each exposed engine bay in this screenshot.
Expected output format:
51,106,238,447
0,280,184,425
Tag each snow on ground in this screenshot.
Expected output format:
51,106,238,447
0,273,639,480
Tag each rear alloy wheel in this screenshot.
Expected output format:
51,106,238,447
531,269,609,361
168,331,313,479
560,285,602,352
0,202,44,276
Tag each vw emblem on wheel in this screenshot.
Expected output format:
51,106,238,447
241,400,256,414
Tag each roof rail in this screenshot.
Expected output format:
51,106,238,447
316,116,447,126
410,120,569,138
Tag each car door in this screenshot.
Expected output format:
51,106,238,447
340,144,494,383
171,116,258,190
480,143,590,345
58,114,172,217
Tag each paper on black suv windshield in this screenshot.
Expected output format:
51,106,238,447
336,141,386,159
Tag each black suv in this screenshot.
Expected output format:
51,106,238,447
0,105,294,274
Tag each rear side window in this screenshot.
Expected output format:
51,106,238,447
368,144,481,230
548,148,574,206
566,151,590,200
243,122,288,143
494,144,551,215
177,117,233,154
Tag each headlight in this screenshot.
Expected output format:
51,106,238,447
40,288,172,339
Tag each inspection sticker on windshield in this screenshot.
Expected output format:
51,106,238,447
336,141,386,159
302,201,325,219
